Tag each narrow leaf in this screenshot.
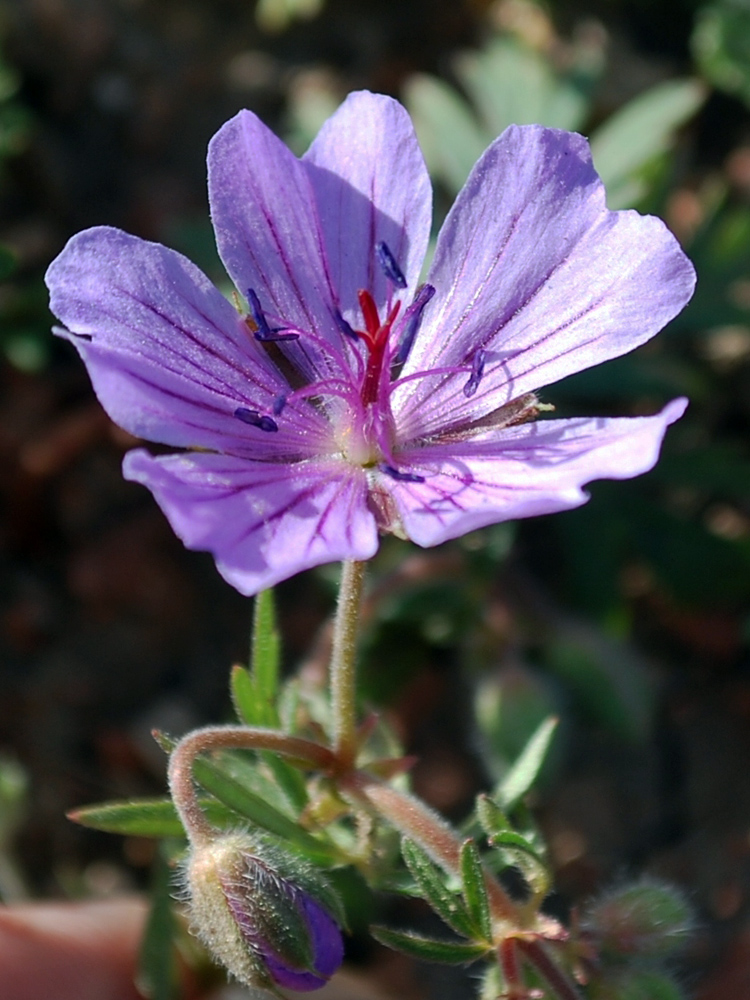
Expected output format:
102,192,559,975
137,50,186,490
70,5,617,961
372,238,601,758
460,839,492,943
401,838,476,939
476,794,512,841
490,831,550,897
250,588,280,726
192,756,336,863
262,753,309,812
137,847,178,1000
230,664,260,726
497,716,558,810
68,797,234,838
371,926,489,965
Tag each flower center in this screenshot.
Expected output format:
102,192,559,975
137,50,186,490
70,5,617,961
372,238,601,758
234,242,508,481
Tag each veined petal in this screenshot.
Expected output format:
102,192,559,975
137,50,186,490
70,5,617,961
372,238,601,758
45,227,329,456
123,450,379,594
387,399,686,547
394,126,695,439
304,91,432,320
208,110,339,349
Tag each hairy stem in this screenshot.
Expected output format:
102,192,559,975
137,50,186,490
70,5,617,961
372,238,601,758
330,560,367,766
341,772,523,926
515,939,583,1000
499,939,525,1000
168,725,335,846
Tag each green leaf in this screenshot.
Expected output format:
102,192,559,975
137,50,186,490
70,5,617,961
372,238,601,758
455,39,588,137
0,245,16,282
693,1,750,107
401,838,476,938
230,665,259,726
489,830,550,897
251,590,280,709
191,755,336,864
371,926,489,965
137,847,179,1000
590,79,706,208
404,74,488,195
496,716,559,810
475,794,511,841
230,609,280,729
459,839,492,943
67,797,233,838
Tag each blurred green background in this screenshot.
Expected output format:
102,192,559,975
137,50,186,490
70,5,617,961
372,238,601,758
2,0,750,996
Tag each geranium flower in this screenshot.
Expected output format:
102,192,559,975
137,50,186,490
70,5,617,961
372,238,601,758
45,92,695,595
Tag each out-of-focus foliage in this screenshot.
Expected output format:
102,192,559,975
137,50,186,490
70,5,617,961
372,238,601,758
404,7,705,210
255,0,325,34
693,0,750,106
0,44,30,166
0,38,44,373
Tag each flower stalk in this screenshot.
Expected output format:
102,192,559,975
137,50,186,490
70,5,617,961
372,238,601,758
330,559,367,767
342,770,522,927
168,725,335,846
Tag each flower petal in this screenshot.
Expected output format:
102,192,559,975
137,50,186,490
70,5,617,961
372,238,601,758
45,227,333,457
394,126,695,439
387,399,686,547
304,91,432,319
123,450,378,594
208,110,339,346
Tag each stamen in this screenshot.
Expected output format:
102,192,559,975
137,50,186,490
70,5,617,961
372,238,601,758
334,309,359,340
272,394,287,416
234,407,279,432
393,283,435,365
463,348,486,398
379,463,425,483
376,241,407,289
247,289,299,343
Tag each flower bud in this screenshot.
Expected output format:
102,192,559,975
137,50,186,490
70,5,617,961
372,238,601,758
584,879,693,964
185,830,344,992
589,969,685,1000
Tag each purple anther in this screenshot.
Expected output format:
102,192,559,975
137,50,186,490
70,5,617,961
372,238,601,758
393,283,435,366
379,463,425,483
334,309,359,340
247,289,299,343
463,348,486,398
375,241,407,289
272,394,287,416
234,407,279,432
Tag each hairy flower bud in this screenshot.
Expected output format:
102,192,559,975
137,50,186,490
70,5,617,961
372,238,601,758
584,879,693,964
185,831,344,992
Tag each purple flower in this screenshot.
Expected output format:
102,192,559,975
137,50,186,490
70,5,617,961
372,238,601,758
45,92,695,595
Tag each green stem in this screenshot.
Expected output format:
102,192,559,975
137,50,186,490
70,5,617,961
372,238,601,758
330,560,367,766
168,725,335,846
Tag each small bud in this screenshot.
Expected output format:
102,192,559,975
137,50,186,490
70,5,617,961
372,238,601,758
584,879,693,964
588,969,686,1000
185,831,344,992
